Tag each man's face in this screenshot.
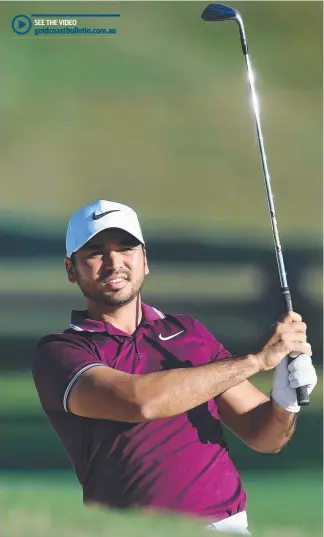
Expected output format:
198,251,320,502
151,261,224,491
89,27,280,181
64,228,149,308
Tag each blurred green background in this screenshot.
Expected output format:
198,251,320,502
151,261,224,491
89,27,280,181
1,1,323,537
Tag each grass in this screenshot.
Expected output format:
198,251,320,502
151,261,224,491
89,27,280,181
1,470,322,537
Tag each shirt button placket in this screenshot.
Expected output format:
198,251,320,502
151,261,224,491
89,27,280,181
134,334,145,360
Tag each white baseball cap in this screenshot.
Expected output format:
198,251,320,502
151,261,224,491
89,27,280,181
66,200,145,258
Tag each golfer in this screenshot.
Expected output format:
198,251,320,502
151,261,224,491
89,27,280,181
32,200,317,535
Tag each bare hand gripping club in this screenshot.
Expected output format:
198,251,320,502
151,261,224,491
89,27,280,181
201,3,310,406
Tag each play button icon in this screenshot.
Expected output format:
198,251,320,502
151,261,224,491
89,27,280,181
12,14,32,35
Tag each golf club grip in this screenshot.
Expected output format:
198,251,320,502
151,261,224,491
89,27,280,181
283,288,310,406
297,386,310,406
288,354,310,406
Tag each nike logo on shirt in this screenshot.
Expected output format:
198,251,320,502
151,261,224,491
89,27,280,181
159,330,184,341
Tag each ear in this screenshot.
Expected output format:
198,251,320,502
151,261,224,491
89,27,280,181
64,256,77,284
143,247,149,276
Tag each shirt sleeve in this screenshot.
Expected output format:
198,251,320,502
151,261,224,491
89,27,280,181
191,317,232,362
32,333,105,414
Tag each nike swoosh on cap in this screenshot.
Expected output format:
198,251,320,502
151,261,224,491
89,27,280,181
92,210,120,220
159,330,184,341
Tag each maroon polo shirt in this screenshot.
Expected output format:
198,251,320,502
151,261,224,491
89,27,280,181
32,303,246,521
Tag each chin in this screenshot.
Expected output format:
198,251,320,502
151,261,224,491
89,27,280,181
102,292,136,307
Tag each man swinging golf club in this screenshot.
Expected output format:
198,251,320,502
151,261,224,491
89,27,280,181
32,199,317,535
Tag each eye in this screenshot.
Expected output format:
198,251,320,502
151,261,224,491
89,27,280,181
119,244,137,252
87,250,103,258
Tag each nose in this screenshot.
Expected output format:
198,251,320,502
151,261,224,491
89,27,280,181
102,250,123,272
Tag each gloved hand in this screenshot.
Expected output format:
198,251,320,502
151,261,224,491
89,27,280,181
271,354,317,412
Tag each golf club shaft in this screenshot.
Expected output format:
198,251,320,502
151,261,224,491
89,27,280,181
236,17,310,406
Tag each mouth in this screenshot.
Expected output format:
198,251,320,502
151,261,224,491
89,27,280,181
101,276,128,291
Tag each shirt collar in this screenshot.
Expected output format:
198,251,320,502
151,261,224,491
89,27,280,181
69,303,165,333
142,303,165,321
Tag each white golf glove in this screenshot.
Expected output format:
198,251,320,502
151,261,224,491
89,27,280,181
271,354,317,412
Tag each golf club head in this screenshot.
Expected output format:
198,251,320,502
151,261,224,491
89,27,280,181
201,4,239,22
201,3,247,55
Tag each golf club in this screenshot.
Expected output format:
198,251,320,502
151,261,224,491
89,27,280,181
201,3,310,406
